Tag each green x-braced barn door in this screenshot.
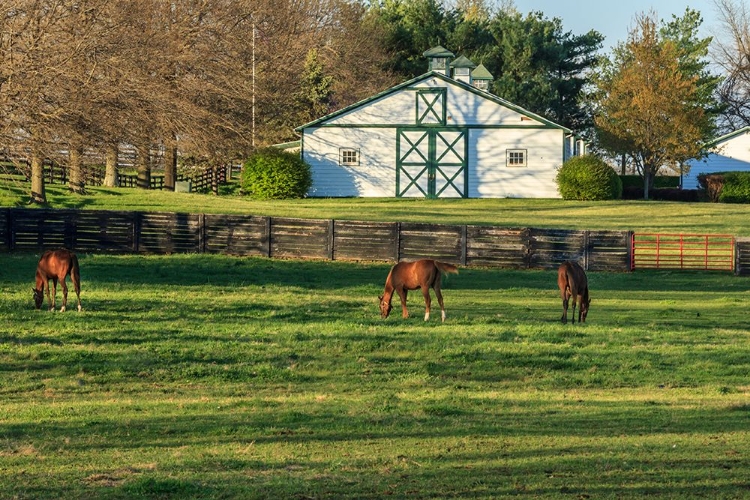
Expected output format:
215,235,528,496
396,128,467,198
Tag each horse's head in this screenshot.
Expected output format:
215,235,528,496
32,287,44,310
378,294,392,318
580,296,591,322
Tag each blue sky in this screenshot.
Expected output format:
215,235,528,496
517,1,720,51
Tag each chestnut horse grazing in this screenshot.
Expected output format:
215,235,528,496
33,249,81,312
557,260,589,324
379,259,458,322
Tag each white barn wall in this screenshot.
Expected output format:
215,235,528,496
684,129,750,189
305,127,395,197
470,128,563,198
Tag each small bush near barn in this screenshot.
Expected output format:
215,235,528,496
556,155,622,200
699,171,750,203
241,148,312,199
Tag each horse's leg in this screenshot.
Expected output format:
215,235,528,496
421,286,432,321
60,276,69,312
397,288,409,318
433,280,447,322
71,268,82,312
561,289,569,324
570,292,577,324
47,278,56,311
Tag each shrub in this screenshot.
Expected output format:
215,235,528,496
241,148,312,200
698,172,750,203
620,175,680,189
718,172,750,203
697,173,724,202
556,155,622,201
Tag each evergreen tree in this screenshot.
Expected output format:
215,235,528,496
295,48,334,124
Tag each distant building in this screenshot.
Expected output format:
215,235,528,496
683,127,750,189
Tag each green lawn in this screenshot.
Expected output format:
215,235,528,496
3,177,750,235
1,253,749,498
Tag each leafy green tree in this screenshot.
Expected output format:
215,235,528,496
295,49,334,124
593,13,711,199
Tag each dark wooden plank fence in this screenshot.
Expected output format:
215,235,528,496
0,208,635,271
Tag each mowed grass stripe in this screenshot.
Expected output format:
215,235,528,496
0,252,749,498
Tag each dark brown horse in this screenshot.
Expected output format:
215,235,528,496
33,249,82,312
379,259,458,322
557,260,589,324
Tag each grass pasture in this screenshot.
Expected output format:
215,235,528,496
1,253,749,498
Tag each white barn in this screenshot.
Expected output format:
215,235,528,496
296,47,579,198
683,127,750,189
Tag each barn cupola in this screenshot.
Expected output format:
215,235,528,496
423,45,454,76
449,55,477,84
470,63,493,92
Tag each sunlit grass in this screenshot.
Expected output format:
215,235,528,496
1,253,749,498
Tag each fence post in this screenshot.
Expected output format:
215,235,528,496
199,213,206,253
133,212,141,252
264,216,272,258
460,225,467,266
394,222,401,262
328,219,335,260
583,230,590,271
523,227,531,269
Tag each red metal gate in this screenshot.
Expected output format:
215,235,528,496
631,233,735,271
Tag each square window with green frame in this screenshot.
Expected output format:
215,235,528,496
506,149,527,167
340,148,360,166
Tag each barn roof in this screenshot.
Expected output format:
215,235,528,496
706,126,750,148
295,71,570,132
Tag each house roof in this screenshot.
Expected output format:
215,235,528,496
706,126,750,148
423,45,454,58
471,63,493,80
450,55,477,69
295,71,570,132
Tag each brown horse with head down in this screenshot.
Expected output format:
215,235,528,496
379,259,458,322
557,260,589,324
33,249,82,312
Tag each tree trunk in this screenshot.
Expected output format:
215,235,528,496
643,166,651,200
29,152,47,204
136,142,151,189
104,143,119,187
164,139,177,191
68,145,85,194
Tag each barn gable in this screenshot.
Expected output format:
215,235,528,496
683,127,750,189
296,56,574,199
298,72,564,130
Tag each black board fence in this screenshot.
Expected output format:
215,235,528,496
0,208,634,271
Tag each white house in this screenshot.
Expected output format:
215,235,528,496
683,127,750,189
295,46,579,198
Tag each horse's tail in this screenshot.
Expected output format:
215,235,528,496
70,253,81,291
435,261,459,275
